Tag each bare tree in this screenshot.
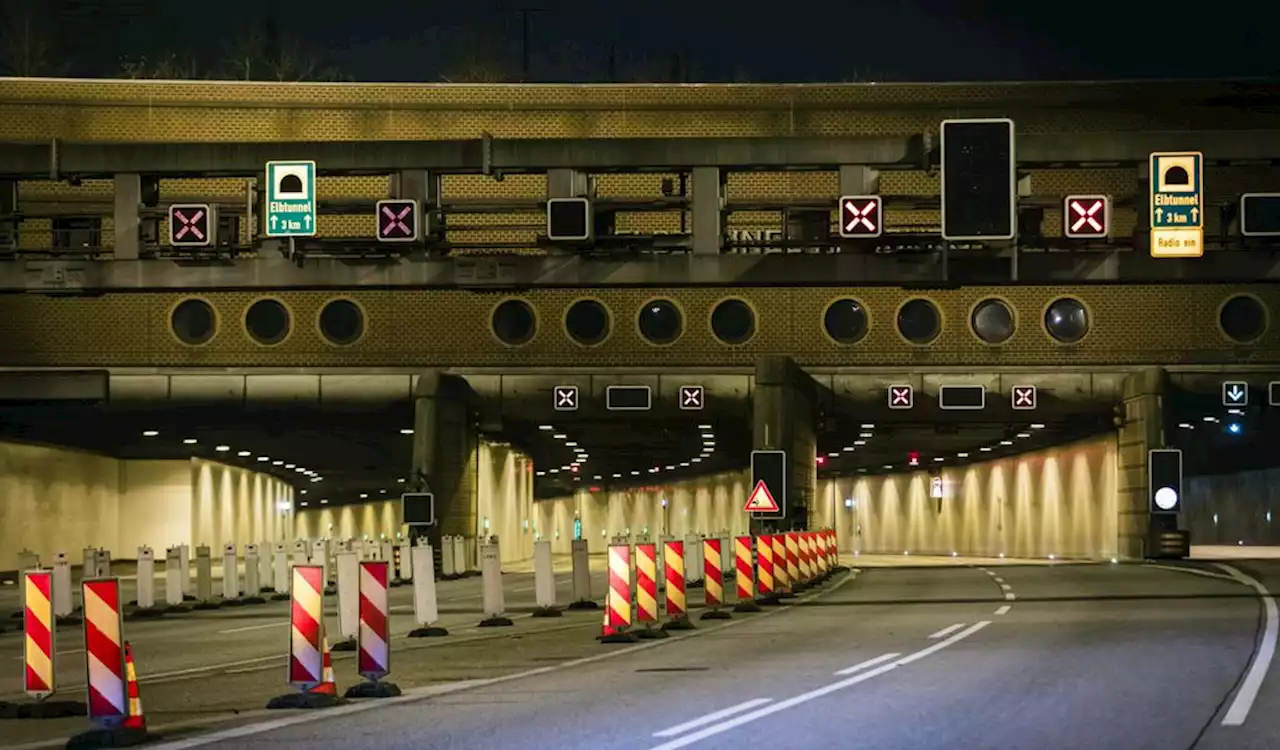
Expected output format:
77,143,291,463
217,19,348,81
0,0,68,77
119,52,203,80
440,29,514,83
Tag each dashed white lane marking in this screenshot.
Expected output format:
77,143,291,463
1004,592,1016,601
216,622,285,635
649,622,992,750
652,699,773,738
992,576,1005,584
994,605,1011,616
1216,563,1277,727
928,623,966,640
834,652,900,676
1000,583,1013,590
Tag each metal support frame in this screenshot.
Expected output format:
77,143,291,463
113,173,141,261
691,166,723,256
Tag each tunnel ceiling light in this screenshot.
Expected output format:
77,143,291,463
843,446,855,452
272,460,283,465
1203,416,1218,423
980,447,992,452
215,445,230,452
680,462,691,467
701,433,715,440
854,440,866,446
553,433,567,440
142,430,159,437
257,456,269,462
859,432,873,439
1228,408,1244,416
397,477,406,483
565,441,578,447
883,464,893,469
549,468,560,474
934,457,945,462
536,471,546,477
858,467,867,473
1030,423,1045,429
1178,422,1194,429
286,463,296,468
698,424,712,430
300,489,307,495
958,452,969,458
360,493,368,499
861,423,875,429
593,474,602,480
237,450,251,457
649,467,659,473
311,477,322,482
400,428,414,435
631,470,640,476
320,499,328,505
999,440,1013,446
691,457,702,463
612,473,622,478
1016,432,1031,439
299,502,308,507
183,438,197,444
539,425,554,431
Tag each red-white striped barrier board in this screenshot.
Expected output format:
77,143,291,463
289,565,325,689
704,538,724,608
82,578,126,725
664,540,687,619
756,535,774,597
772,535,789,593
358,561,391,681
734,536,754,601
23,570,54,699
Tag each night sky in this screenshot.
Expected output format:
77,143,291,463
6,0,1280,82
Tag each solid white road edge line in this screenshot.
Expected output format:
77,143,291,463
652,698,774,738
833,652,900,676
142,570,857,749
216,622,285,635
994,605,1011,616
1216,563,1278,727
1143,563,1240,584
928,623,966,639
648,621,992,750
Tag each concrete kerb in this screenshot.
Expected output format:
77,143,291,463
132,570,858,750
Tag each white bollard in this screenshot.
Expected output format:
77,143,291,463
684,534,700,585
532,540,557,614
363,539,378,561
257,540,272,590
178,543,191,595
397,542,413,582
275,544,291,596
165,546,183,607
244,543,261,597
290,539,308,568
407,541,447,637
136,546,156,609
570,538,592,606
94,548,112,578
454,535,468,574
478,538,510,626
195,545,213,601
222,543,240,600
52,552,73,618
380,540,395,566
311,539,329,584
334,550,360,648
440,535,456,578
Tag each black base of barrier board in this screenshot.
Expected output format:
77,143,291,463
755,595,782,607
191,601,221,611
266,692,345,710
700,609,732,621
344,681,402,699
407,626,449,638
330,639,358,652
260,586,276,593
635,626,670,640
239,596,268,605
478,616,514,628
566,600,599,610
833,565,853,573
777,591,798,599
323,585,337,595
598,632,638,644
270,593,290,601
531,607,563,618
57,615,84,626
734,600,764,613
65,726,149,749
662,617,696,631
221,599,247,608
0,699,88,719
125,608,166,621
687,580,705,589
8,611,20,619
181,594,196,602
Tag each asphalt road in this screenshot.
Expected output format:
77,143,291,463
122,560,1280,750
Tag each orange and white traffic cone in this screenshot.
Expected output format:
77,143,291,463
308,637,337,696
122,642,146,731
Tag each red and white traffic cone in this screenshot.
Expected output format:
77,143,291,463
122,642,146,732
308,637,337,696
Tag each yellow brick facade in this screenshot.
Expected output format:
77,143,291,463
6,79,1280,251
0,285,1273,369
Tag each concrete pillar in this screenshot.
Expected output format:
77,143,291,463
691,166,723,255
0,180,15,249
753,357,818,530
396,170,440,238
546,169,589,199
412,371,478,544
1116,367,1167,560
838,165,880,196
113,173,141,260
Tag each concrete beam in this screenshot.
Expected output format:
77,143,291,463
5,130,1277,180
7,250,1278,293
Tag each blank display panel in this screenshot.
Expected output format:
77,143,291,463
606,385,652,411
547,198,590,240
938,385,987,410
941,119,1016,240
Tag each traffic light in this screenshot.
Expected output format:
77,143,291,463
1148,449,1182,514
547,197,592,241
1241,193,1280,237
941,118,1017,241
167,203,215,248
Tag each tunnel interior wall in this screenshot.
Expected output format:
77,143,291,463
1184,468,1280,545
0,440,293,570
812,434,1120,560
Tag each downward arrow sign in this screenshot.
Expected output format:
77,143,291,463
1229,386,1244,401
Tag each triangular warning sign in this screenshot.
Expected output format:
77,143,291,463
744,480,780,513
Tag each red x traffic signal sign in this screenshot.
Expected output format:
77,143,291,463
839,195,883,239
376,199,419,242
1063,195,1110,239
168,203,214,247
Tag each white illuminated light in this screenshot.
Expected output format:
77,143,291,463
859,432,873,438
861,423,875,429
142,430,159,437
957,452,969,458
883,464,892,469
698,424,712,430
300,489,307,495
183,438,198,444
215,445,230,452
400,428,414,435
536,471,546,477
843,446,855,452
320,499,328,505
258,456,269,462
539,425,554,431
612,473,622,478
237,450,251,457
397,477,406,483
1030,423,1045,430
1203,416,1218,423
631,471,640,476
1178,422,1194,429
286,463,296,469
1154,486,1179,511
553,434,567,440
680,462,690,467
360,493,368,499
934,457,945,462
980,447,992,452
549,468,559,474
1000,440,1013,446
828,452,840,458
1016,432,1031,439
666,465,676,470
854,440,866,446
691,457,701,463
565,441,578,447
273,460,283,465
